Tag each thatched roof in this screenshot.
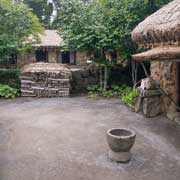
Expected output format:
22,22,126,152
132,0,180,48
34,30,63,48
132,46,180,61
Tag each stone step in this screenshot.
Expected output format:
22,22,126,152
21,80,35,85
59,91,69,97
21,93,36,97
21,89,34,94
21,89,36,97
58,88,70,91
31,87,70,92
48,78,70,82
32,87,45,91
20,76,34,81
58,91,69,93
21,86,32,91
21,84,31,88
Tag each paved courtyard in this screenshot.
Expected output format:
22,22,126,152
0,97,180,180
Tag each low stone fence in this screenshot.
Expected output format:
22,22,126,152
20,63,99,97
70,65,99,93
21,63,71,97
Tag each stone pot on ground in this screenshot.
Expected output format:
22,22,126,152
106,128,136,163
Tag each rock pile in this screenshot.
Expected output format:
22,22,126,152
135,77,162,117
21,63,71,97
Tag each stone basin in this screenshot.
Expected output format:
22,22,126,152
106,128,136,163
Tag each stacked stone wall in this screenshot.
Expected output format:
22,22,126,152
70,65,99,93
151,61,179,112
21,63,71,97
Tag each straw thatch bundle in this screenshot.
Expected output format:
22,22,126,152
132,0,180,49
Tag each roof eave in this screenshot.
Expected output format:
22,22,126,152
132,46,180,61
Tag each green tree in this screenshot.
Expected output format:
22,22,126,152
23,0,54,28
0,0,44,63
53,0,172,89
146,0,172,14
53,0,114,90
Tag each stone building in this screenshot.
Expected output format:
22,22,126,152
17,30,89,67
132,0,180,113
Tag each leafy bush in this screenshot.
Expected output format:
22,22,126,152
0,84,18,98
121,88,139,109
87,84,139,109
87,85,102,98
0,69,20,89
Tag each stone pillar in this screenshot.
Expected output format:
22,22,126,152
76,51,89,65
70,52,75,64
48,50,58,63
141,89,162,117
135,78,162,117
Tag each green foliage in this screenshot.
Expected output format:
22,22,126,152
121,88,139,109
87,84,139,109
0,0,44,63
23,0,54,28
53,0,171,90
53,0,104,51
87,85,102,92
53,0,172,60
0,69,21,89
98,0,172,60
0,84,19,99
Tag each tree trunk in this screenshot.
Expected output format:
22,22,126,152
104,66,108,91
131,61,138,89
100,67,103,88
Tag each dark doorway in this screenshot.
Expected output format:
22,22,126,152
36,50,48,62
62,52,70,64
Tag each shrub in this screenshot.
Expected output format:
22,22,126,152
0,69,20,89
87,84,139,109
121,88,139,109
0,84,18,98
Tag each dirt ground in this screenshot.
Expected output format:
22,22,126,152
0,97,180,180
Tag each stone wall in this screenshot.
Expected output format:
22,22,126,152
70,65,99,93
17,50,88,68
48,51,58,63
76,51,89,65
17,52,36,68
151,61,179,112
21,63,71,97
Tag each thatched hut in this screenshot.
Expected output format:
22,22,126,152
17,30,89,67
132,0,180,113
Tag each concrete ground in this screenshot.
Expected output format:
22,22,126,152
0,97,180,180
